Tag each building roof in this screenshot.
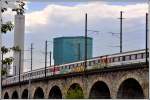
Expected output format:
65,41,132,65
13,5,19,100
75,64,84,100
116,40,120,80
54,36,93,40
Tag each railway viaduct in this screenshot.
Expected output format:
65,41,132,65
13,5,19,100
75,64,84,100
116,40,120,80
2,63,149,99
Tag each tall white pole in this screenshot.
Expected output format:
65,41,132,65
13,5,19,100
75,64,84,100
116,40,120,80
13,14,25,75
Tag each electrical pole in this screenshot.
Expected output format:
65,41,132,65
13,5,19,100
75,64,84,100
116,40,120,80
109,11,124,53
85,13,87,70
1,51,3,89
1,52,3,70
50,51,51,66
146,13,148,66
19,50,21,99
45,40,47,78
28,43,33,99
78,43,80,61
119,11,123,53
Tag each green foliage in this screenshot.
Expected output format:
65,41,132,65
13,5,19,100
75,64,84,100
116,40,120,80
1,7,7,13
1,21,14,33
66,86,84,99
1,46,9,54
1,1,8,13
1,68,7,76
12,1,25,15
1,0,24,77
2,57,13,65
10,46,21,52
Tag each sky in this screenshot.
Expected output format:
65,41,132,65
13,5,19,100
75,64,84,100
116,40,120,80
2,0,148,72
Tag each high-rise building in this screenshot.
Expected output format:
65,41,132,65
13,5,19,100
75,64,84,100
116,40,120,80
53,36,93,65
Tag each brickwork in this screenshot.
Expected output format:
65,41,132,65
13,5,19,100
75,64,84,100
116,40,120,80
2,67,148,99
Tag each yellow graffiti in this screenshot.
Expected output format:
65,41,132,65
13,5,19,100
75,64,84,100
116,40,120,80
71,59,110,73
72,66,85,72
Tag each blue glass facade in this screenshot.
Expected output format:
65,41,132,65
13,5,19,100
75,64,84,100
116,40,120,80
53,36,93,65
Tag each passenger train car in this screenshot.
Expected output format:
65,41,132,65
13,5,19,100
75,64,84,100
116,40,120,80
2,49,149,85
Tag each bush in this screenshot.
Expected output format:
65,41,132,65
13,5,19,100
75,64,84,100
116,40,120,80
66,86,84,99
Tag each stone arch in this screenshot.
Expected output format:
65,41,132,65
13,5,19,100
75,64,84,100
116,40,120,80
47,80,66,99
116,72,147,98
48,85,62,99
87,75,112,99
117,78,144,99
21,89,28,99
4,92,9,99
66,83,84,99
66,77,85,96
33,87,44,99
12,91,19,99
89,81,111,99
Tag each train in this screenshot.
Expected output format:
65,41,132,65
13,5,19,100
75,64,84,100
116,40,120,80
2,49,149,85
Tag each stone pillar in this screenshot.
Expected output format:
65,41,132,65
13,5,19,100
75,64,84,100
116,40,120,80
13,14,25,75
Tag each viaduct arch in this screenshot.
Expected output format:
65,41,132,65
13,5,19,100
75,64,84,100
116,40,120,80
2,67,148,99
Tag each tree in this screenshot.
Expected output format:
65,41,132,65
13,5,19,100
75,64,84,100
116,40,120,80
1,0,25,76
66,86,84,99
1,57,13,76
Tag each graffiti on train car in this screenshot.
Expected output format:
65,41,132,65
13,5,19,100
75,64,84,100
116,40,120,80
60,68,70,74
71,65,85,72
58,57,110,74
92,58,110,69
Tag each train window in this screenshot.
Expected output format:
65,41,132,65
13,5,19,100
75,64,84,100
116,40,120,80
106,58,110,62
122,56,125,61
38,71,40,75
31,72,33,76
93,60,96,65
95,60,98,64
36,72,38,75
69,65,72,68
91,61,94,66
119,57,123,61
68,65,70,69
109,58,112,62
62,66,64,69
78,63,81,66
76,63,78,67
143,53,146,58
131,54,136,60
98,59,101,63
137,53,142,59
125,55,130,61
70,64,75,68
46,69,49,73
39,71,41,75
34,72,36,76
114,57,119,62
88,61,91,66
143,53,149,58
76,63,78,66
83,62,85,66
112,57,115,62
75,64,77,67
65,66,67,69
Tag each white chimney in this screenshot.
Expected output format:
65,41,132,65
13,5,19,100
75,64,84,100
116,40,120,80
13,14,25,75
